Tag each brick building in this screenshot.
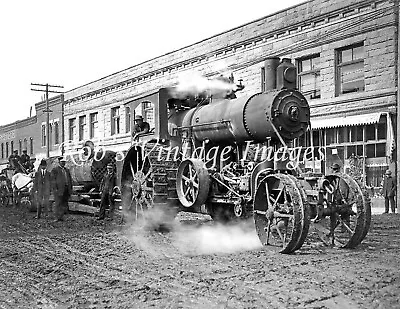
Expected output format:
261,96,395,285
0,95,64,169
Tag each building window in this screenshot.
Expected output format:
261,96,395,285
125,105,131,133
30,138,33,155
49,123,53,146
19,140,22,154
23,138,27,151
11,141,14,154
79,115,86,141
69,118,76,141
6,142,9,158
1,143,3,159
111,107,120,135
41,124,46,147
54,122,59,145
90,112,98,139
336,43,365,95
142,101,154,129
298,54,321,99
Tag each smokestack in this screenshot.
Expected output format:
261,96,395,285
276,58,297,90
264,57,280,91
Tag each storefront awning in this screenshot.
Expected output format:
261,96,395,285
311,112,383,129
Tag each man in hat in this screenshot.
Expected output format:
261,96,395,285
330,163,341,173
97,162,116,220
382,169,396,214
8,150,21,170
20,150,32,171
132,115,150,140
51,156,73,221
33,159,51,219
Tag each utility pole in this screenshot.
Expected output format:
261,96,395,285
31,83,64,158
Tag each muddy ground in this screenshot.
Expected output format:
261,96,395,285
0,205,399,309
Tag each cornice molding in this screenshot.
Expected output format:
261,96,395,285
65,0,391,104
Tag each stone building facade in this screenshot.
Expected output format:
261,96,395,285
63,0,398,190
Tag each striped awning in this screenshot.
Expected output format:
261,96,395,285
311,112,383,129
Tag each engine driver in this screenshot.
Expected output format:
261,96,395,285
132,115,150,140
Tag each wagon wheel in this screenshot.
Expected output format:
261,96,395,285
0,186,10,207
253,174,310,254
177,159,210,208
312,173,371,248
21,196,35,212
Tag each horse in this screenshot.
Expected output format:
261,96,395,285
12,172,34,206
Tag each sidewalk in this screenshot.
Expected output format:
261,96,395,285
370,197,397,215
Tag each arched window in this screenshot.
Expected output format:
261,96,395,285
11,141,14,154
1,143,4,159
30,138,34,155
24,138,28,151
54,122,59,145
19,140,22,154
6,142,9,158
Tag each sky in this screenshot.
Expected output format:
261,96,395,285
0,0,305,126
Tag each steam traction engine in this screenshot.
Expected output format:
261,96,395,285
121,57,371,253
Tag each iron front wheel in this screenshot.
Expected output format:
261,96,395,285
176,159,210,209
253,174,310,254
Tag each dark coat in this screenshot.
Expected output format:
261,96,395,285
100,172,116,195
33,169,51,197
51,165,73,197
382,176,396,197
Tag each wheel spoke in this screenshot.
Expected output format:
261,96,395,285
188,165,193,179
141,167,153,185
272,187,285,209
184,186,191,200
181,175,190,183
130,162,135,177
190,187,196,201
338,216,355,235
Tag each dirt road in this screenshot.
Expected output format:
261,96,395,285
0,206,399,309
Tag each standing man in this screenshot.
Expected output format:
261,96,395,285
382,169,396,214
33,159,51,219
132,115,150,140
98,163,116,220
51,157,73,222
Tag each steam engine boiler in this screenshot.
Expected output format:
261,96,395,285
121,57,370,253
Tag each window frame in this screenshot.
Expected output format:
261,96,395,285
297,54,321,99
89,112,98,139
41,124,46,147
111,107,121,135
78,115,86,141
335,42,365,96
69,118,76,142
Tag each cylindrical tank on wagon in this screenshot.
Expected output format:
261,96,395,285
188,89,310,144
63,150,117,186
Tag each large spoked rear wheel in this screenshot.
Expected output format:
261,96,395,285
312,173,371,248
176,159,210,209
122,146,154,222
253,174,310,254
